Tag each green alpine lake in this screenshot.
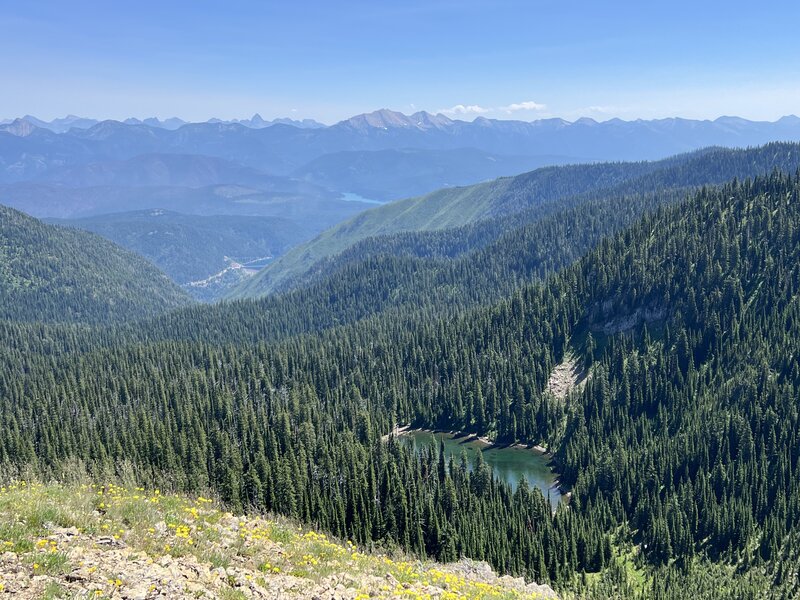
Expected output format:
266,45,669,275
398,430,563,509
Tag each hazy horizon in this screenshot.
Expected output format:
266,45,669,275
5,109,800,129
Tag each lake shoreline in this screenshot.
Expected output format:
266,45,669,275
387,424,551,455
386,424,570,502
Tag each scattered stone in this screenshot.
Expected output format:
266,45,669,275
50,526,80,539
0,485,556,600
65,569,88,582
546,353,588,400
96,535,127,548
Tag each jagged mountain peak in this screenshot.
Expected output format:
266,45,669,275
0,118,39,137
339,108,453,131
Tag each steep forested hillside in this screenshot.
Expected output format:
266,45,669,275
0,205,191,322
3,173,800,597
232,143,800,299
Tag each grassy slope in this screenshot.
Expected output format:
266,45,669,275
229,153,701,300
0,481,556,600
230,155,652,300
229,178,512,298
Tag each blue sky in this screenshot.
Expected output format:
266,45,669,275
2,0,799,123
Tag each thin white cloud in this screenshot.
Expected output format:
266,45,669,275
440,104,490,115
557,105,633,121
438,101,547,119
502,100,547,112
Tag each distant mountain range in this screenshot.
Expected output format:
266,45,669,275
3,109,799,172
2,109,799,201
0,113,326,133
3,108,800,301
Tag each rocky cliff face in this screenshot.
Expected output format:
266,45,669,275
0,481,557,600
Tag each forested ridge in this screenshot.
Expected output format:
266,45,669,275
48,210,311,301
232,142,800,300
2,168,800,597
131,143,800,347
0,205,191,323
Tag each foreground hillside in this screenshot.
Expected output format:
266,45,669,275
0,481,556,600
0,205,191,323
